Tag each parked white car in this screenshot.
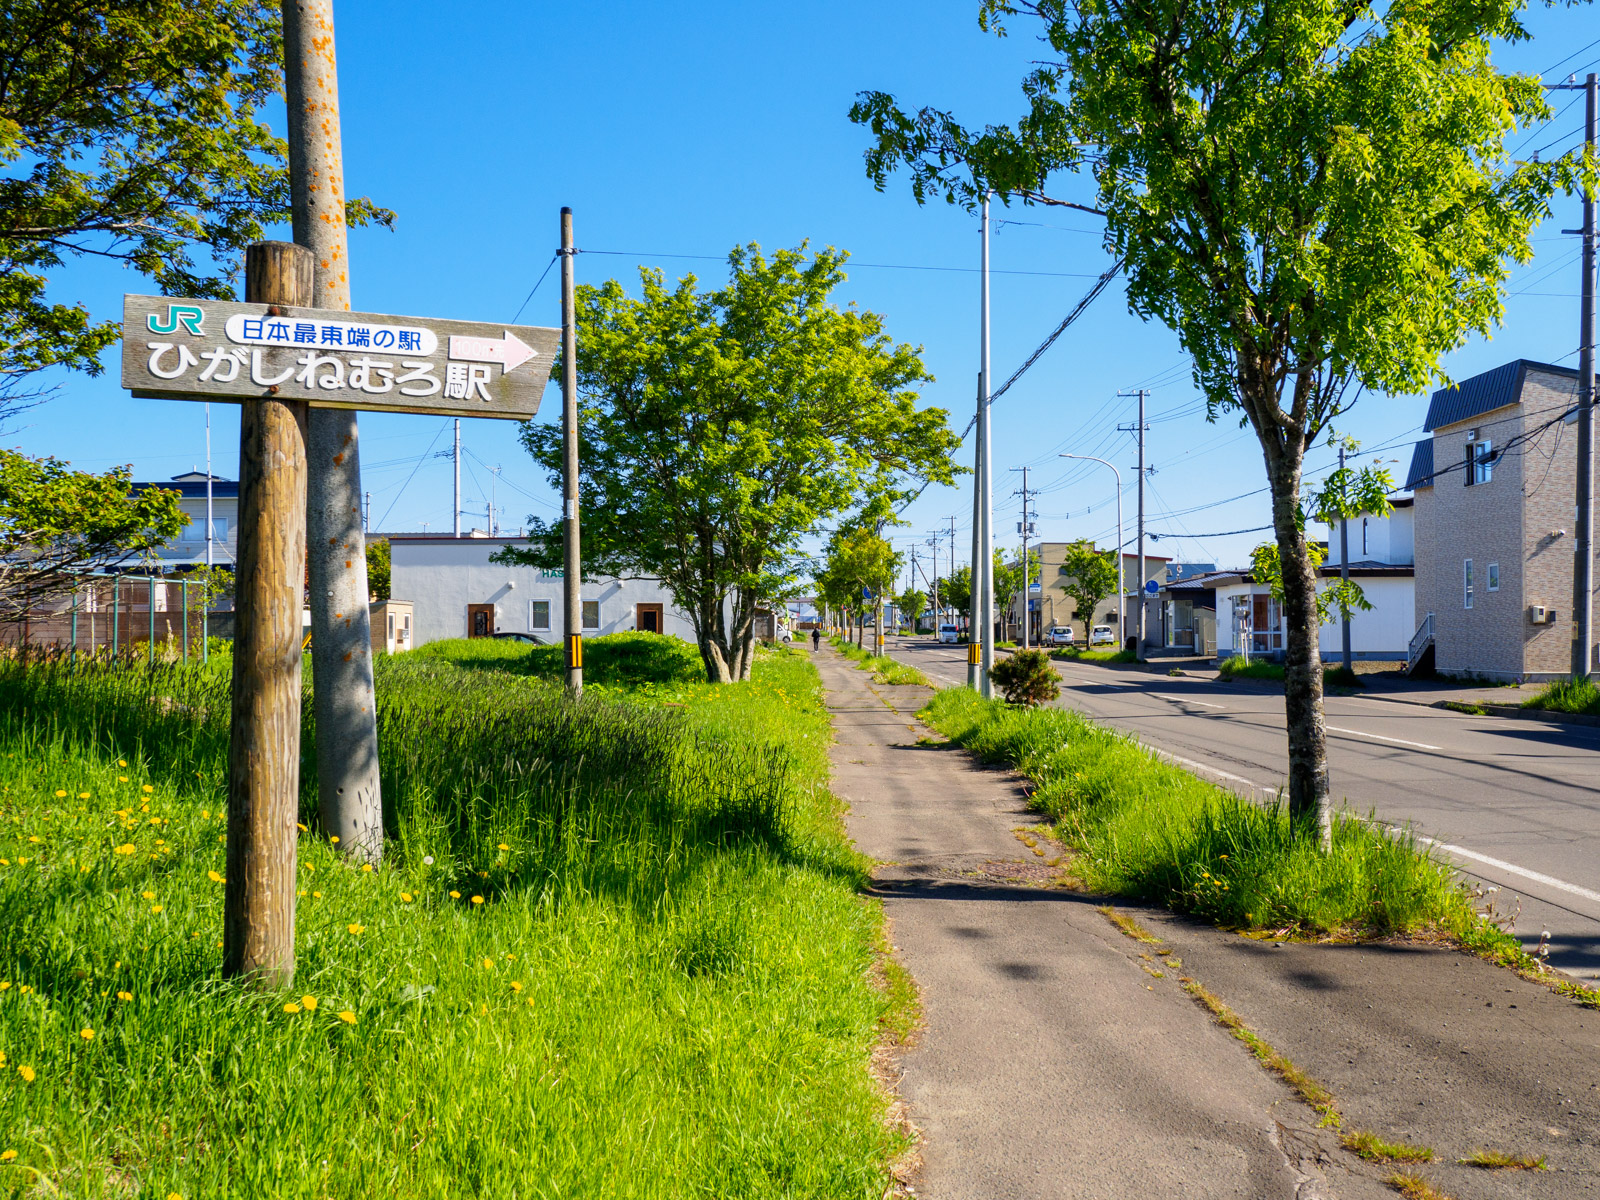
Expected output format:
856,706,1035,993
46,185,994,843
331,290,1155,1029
938,623,961,644
1089,624,1116,646
1043,626,1075,648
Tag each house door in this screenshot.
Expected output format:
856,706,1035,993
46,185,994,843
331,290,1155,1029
468,604,495,638
635,603,664,634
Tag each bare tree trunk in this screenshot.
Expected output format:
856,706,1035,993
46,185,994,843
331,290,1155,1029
1267,445,1332,847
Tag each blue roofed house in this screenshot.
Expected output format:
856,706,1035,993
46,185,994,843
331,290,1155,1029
1407,359,1595,680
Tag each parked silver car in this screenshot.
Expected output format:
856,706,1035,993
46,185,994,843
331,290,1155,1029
1044,626,1075,647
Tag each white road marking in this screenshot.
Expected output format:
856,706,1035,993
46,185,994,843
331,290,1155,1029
1155,750,1275,793
1326,725,1440,751
1417,837,1600,907
1156,694,1226,709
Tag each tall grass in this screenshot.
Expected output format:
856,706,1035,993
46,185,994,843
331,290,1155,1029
923,688,1474,937
0,639,899,1197
1522,676,1600,715
827,636,930,687
1218,655,1362,688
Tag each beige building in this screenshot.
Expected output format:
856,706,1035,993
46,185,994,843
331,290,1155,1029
1027,542,1170,647
1407,359,1595,681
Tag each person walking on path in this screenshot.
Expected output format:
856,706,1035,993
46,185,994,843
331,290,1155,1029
811,627,821,651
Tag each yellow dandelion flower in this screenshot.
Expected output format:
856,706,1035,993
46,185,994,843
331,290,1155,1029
16,1066,33,1082
312,891,322,899
208,871,223,883
449,890,460,899
481,957,495,971
329,835,340,844
155,839,165,846
480,1003,488,1015
296,822,306,831
118,776,128,783
337,1010,356,1024
0,1150,14,1161
78,792,89,800
300,996,317,1011
0,982,9,991
26,836,39,844
141,785,153,793
361,863,373,873
118,760,126,767
116,991,132,1002
150,905,162,913
0,859,8,866
114,844,135,855
497,843,509,851
471,895,484,905
526,997,535,1007
16,858,26,867
283,1002,301,1014
510,981,523,992
142,891,155,900
168,1193,183,1200
54,790,65,798
18,986,29,995
347,924,364,935
399,892,413,903
79,1028,94,1040
201,810,209,819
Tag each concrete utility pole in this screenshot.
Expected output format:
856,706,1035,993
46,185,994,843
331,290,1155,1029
1118,389,1150,660
978,197,995,696
1339,445,1353,672
224,241,311,987
282,0,382,863
969,381,983,687
1568,72,1598,678
453,419,462,537
560,207,583,698
1011,465,1034,649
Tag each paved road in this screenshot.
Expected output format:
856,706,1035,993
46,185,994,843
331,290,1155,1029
886,638,1600,982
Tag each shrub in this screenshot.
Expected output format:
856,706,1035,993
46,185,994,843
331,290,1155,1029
989,648,1060,706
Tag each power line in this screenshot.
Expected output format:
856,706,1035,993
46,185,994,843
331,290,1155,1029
375,420,451,531
510,253,560,325
581,248,1107,280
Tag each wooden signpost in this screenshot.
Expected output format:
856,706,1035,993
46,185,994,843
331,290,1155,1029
123,260,559,986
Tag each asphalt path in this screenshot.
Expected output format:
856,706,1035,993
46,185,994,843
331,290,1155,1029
886,637,1600,982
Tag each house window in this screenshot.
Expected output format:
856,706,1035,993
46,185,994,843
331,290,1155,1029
582,600,600,629
1464,558,1474,609
528,600,550,631
1465,434,1494,485
1361,518,1368,556
1487,562,1500,592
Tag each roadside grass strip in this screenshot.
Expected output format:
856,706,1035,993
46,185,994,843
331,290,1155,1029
1458,1149,1548,1170
1386,1172,1458,1199
1050,647,1136,664
827,637,931,687
1340,1130,1435,1164
1218,656,1361,689
1179,978,1341,1128
1522,675,1600,716
0,640,906,1197
921,688,1472,938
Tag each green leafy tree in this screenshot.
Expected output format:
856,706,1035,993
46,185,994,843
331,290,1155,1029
497,245,960,682
0,450,185,625
993,545,1041,636
823,525,901,646
850,0,1591,843
1058,541,1118,647
366,538,391,603
941,565,971,624
897,586,926,630
1,0,394,406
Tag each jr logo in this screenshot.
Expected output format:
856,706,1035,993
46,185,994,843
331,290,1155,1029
146,304,205,336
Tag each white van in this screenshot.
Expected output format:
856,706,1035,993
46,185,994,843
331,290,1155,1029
938,623,961,644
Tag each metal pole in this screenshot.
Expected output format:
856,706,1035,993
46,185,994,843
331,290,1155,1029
112,575,119,658
561,207,583,699
1060,454,1123,643
1339,445,1352,672
283,0,383,861
70,583,78,667
148,575,155,664
968,376,982,686
1571,72,1598,677
978,195,994,696
1014,465,1030,649
453,420,462,537
182,579,189,662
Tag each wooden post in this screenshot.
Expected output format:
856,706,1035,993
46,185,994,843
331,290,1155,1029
223,240,312,987
560,207,583,699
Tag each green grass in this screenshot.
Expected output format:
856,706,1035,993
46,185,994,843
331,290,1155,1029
1051,647,1136,664
1218,656,1362,689
919,688,1475,937
1458,1149,1548,1170
827,636,930,687
1522,675,1600,716
0,639,905,1197
1341,1130,1435,1163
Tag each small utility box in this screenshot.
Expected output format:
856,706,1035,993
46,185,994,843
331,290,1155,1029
371,599,414,655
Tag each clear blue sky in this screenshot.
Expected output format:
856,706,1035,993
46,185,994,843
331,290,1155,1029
14,0,1599,576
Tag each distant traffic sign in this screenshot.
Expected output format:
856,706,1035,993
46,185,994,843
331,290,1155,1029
121,295,558,420
1144,579,1159,594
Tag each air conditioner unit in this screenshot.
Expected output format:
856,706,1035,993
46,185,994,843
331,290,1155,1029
1529,605,1554,625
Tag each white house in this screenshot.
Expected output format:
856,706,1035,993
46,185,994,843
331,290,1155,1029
1212,499,1416,661
132,471,238,568
389,535,696,647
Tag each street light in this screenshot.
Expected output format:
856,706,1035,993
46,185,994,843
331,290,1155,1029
1059,454,1125,645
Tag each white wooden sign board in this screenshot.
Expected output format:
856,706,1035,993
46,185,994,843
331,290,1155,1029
120,295,558,420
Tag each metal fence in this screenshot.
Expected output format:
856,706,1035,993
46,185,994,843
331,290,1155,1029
1,572,212,663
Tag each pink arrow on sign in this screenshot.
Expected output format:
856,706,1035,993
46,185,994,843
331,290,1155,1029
447,330,539,373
